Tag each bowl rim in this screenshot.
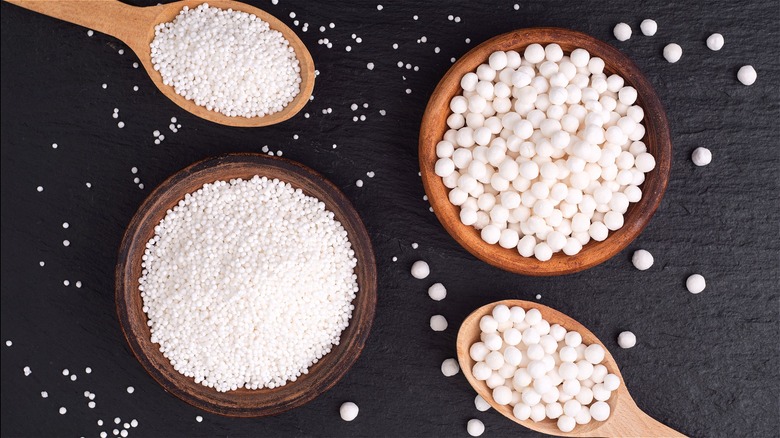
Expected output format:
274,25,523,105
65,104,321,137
419,27,672,276
115,153,377,417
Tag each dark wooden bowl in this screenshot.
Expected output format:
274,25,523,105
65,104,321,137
419,28,672,276
115,153,377,417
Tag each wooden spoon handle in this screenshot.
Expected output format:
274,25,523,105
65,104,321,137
598,389,686,437
4,0,154,46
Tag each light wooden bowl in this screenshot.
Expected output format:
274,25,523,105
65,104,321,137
115,153,377,417
419,28,671,276
457,300,684,437
7,0,315,127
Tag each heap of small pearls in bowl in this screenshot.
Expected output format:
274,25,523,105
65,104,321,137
434,44,656,261
139,176,358,392
470,304,620,433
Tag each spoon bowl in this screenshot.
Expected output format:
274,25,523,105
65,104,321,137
6,0,315,127
457,300,684,437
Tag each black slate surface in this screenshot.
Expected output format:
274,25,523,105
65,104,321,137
1,0,779,437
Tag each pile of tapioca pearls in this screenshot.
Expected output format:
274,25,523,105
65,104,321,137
435,43,656,261
469,304,620,433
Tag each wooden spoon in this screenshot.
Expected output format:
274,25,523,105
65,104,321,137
457,300,685,437
5,0,315,127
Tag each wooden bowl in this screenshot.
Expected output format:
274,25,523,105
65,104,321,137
419,28,672,276
115,153,377,417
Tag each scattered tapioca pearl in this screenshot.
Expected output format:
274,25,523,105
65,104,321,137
411,260,430,279
706,33,724,51
117,121,125,128
126,386,135,394
87,30,94,37
350,103,358,111
85,367,92,373
86,182,92,188
405,89,412,94
536,294,542,300
413,15,418,20
345,46,351,52
195,416,203,423
52,143,58,149
97,420,104,426
379,110,386,116
513,4,520,10
130,420,138,428
62,222,69,229
120,430,128,437
70,374,77,381
737,65,757,85
88,401,96,409
356,179,364,187
100,432,107,438
39,261,45,267
411,242,419,249
454,16,461,22
133,178,140,184
123,422,130,429
686,274,706,294
118,49,124,55
89,393,95,400
41,391,48,398
392,256,397,262
430,315,448,331
37,186,44,192
475,394,491,411
377,4,383,10
392,43,398,49
24,366,32,376
102,83,107,89
329,22,335,28
691,147,712,166
367,171,375,178
366,62,374,70
465,38,471,44
441,358,460,376
632,250,654,270
640,19,657,36
63,369,69,376
340,402,359,421
467,419,485,437
133,86,139,91
428,283,447,301
59,407,67,415
63,280,70,286
663,43,682,63
132,62,139,68
112,430,119,436
613,23,631,41
114,418,121,424
5,340,11,347
293,134,299,140
84,391,91,397
617,331,636,348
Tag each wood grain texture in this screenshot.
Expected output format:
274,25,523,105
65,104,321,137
115,153,377,417
457,299,684,437
419,28,672,276
4,0,315,127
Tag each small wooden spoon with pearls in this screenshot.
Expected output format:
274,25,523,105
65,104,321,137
457,300,685,437
5,0,315,127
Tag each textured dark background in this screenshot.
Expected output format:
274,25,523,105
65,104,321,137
1,0,778,437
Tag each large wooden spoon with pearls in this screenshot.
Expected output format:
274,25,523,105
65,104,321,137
457,300,685,437
4,0,315,127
